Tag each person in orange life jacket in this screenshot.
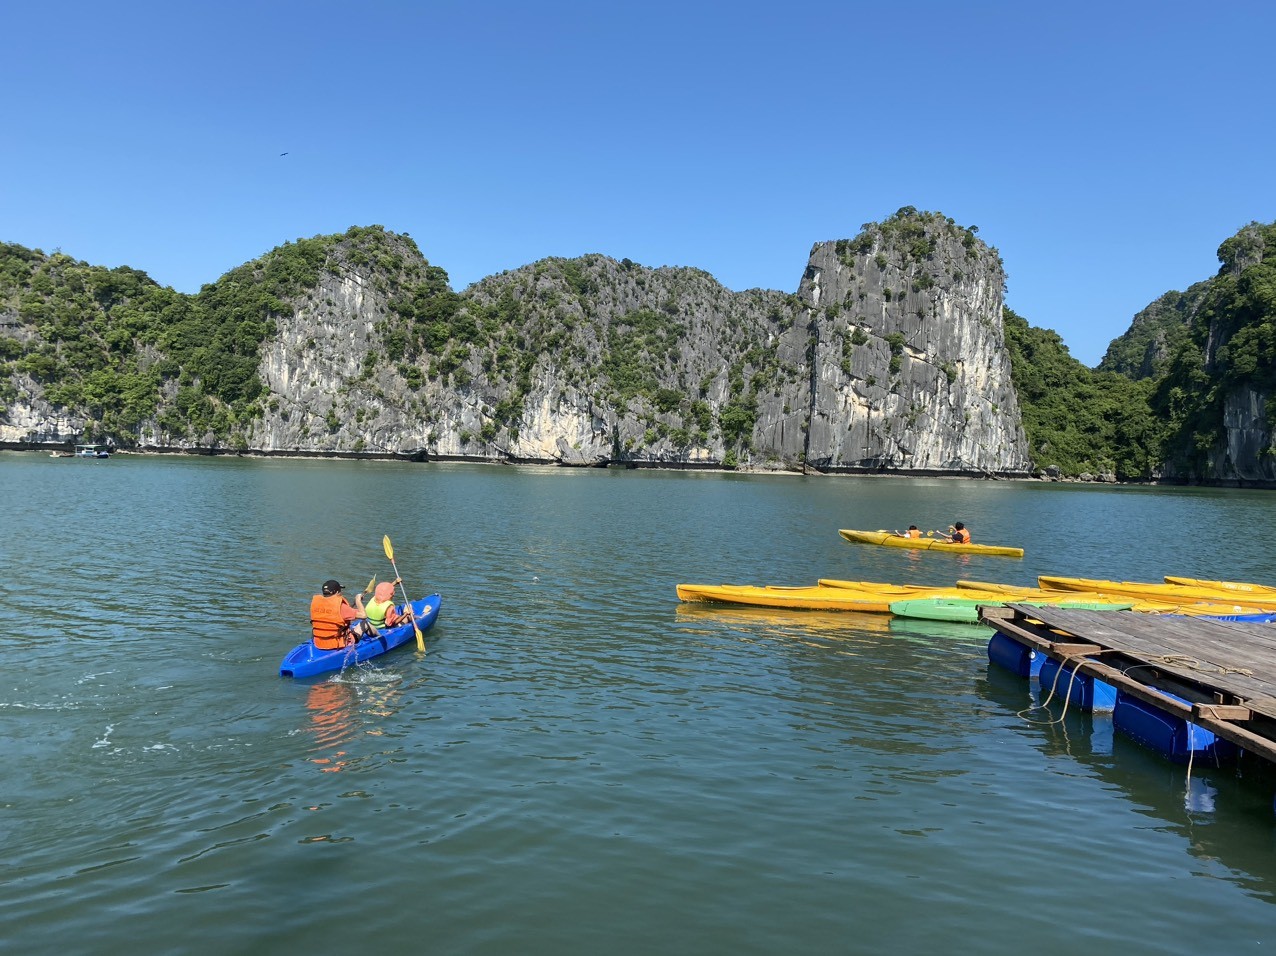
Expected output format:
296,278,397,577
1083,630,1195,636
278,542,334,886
946,522,971,544
364,580,413,631
893,525,923,538
310,579,370,650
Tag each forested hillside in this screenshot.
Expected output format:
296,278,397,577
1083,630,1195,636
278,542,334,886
1006,219,1276,483
1004,308,1159,480
0,227,414,441
1151,222,1276,479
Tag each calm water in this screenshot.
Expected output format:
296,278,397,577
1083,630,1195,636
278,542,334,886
4,452,1276,954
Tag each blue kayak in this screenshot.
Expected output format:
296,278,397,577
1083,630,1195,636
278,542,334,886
279,596,442,678
1194,611,1276,623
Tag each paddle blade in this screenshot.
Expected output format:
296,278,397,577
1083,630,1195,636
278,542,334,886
382,534,394,561
365,576,376,594
414,620,424,652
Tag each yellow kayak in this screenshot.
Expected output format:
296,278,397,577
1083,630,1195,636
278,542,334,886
822,577,1182,612
1163,575,1276,595
838,529,1024,558
1037,575,1276,608
816,578,1014,603
675,579,1270,617
958,580,1137,602
958,580,1045,594
676,583,895,613
961,579,1271,616
817,578,934,592
818,578,979,595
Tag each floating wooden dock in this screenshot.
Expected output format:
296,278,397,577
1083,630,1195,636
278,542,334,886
981,603,1276,764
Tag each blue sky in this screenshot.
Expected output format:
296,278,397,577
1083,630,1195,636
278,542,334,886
4,1,1272,366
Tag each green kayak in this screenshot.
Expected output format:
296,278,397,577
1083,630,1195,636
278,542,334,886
888,597,1133,624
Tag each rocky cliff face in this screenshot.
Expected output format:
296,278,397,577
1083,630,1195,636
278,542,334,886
1214,386,1276,482
2,211,1032,475
238,211,1028,472
799,219,1027,473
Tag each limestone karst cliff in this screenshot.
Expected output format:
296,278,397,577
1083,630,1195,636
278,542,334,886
1,210,1031,474
798,218,1027,473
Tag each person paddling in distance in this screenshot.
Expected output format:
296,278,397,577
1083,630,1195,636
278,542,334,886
309,579,371,650
364,579,414,633
945,522,972,544
892,525,923,539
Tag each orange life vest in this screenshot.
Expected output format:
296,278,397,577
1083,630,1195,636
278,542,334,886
906,529,921,538
952,528,971,544
310,593,354,649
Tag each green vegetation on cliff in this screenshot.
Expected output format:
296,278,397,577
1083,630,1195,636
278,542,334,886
1007,219,1276,481
1149,221,1276,475
834,206,988,271
1004,308,1160,479
2,245,171,435
0,226,445,442
1097,285,1204,379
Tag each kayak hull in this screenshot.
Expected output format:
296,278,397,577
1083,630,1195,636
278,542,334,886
889,597,1132,623
1163,575,1276,595
677,582,1014,613
279,596,441,678
1037,575,1276,609
838,529,1024,558
817,578,1013,601
964,579,1272,616
676,583,894,612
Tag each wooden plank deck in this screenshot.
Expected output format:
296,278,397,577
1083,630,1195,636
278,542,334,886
980,604,1276,762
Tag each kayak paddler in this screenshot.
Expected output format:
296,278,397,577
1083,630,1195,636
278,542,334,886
364,579,414,631
309,579,371,650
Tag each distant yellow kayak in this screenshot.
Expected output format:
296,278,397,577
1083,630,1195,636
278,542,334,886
838,529,1024,558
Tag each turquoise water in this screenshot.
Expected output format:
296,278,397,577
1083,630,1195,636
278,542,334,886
3,453,1276,953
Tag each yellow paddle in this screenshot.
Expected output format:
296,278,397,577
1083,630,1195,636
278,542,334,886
383,534,424,651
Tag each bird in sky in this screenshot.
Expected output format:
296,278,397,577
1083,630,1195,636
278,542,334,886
280,152,289,156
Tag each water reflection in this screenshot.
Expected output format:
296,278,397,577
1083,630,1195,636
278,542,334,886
673,601,890,638
305,680,358,772
303,670,407,773
977,664,1276,904
1104,736,1276,904
887,616,991,646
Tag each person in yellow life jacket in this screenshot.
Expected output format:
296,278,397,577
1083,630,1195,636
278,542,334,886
947,522,971,544
893,525,923,539
364,580,413,631
310,579,369,650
